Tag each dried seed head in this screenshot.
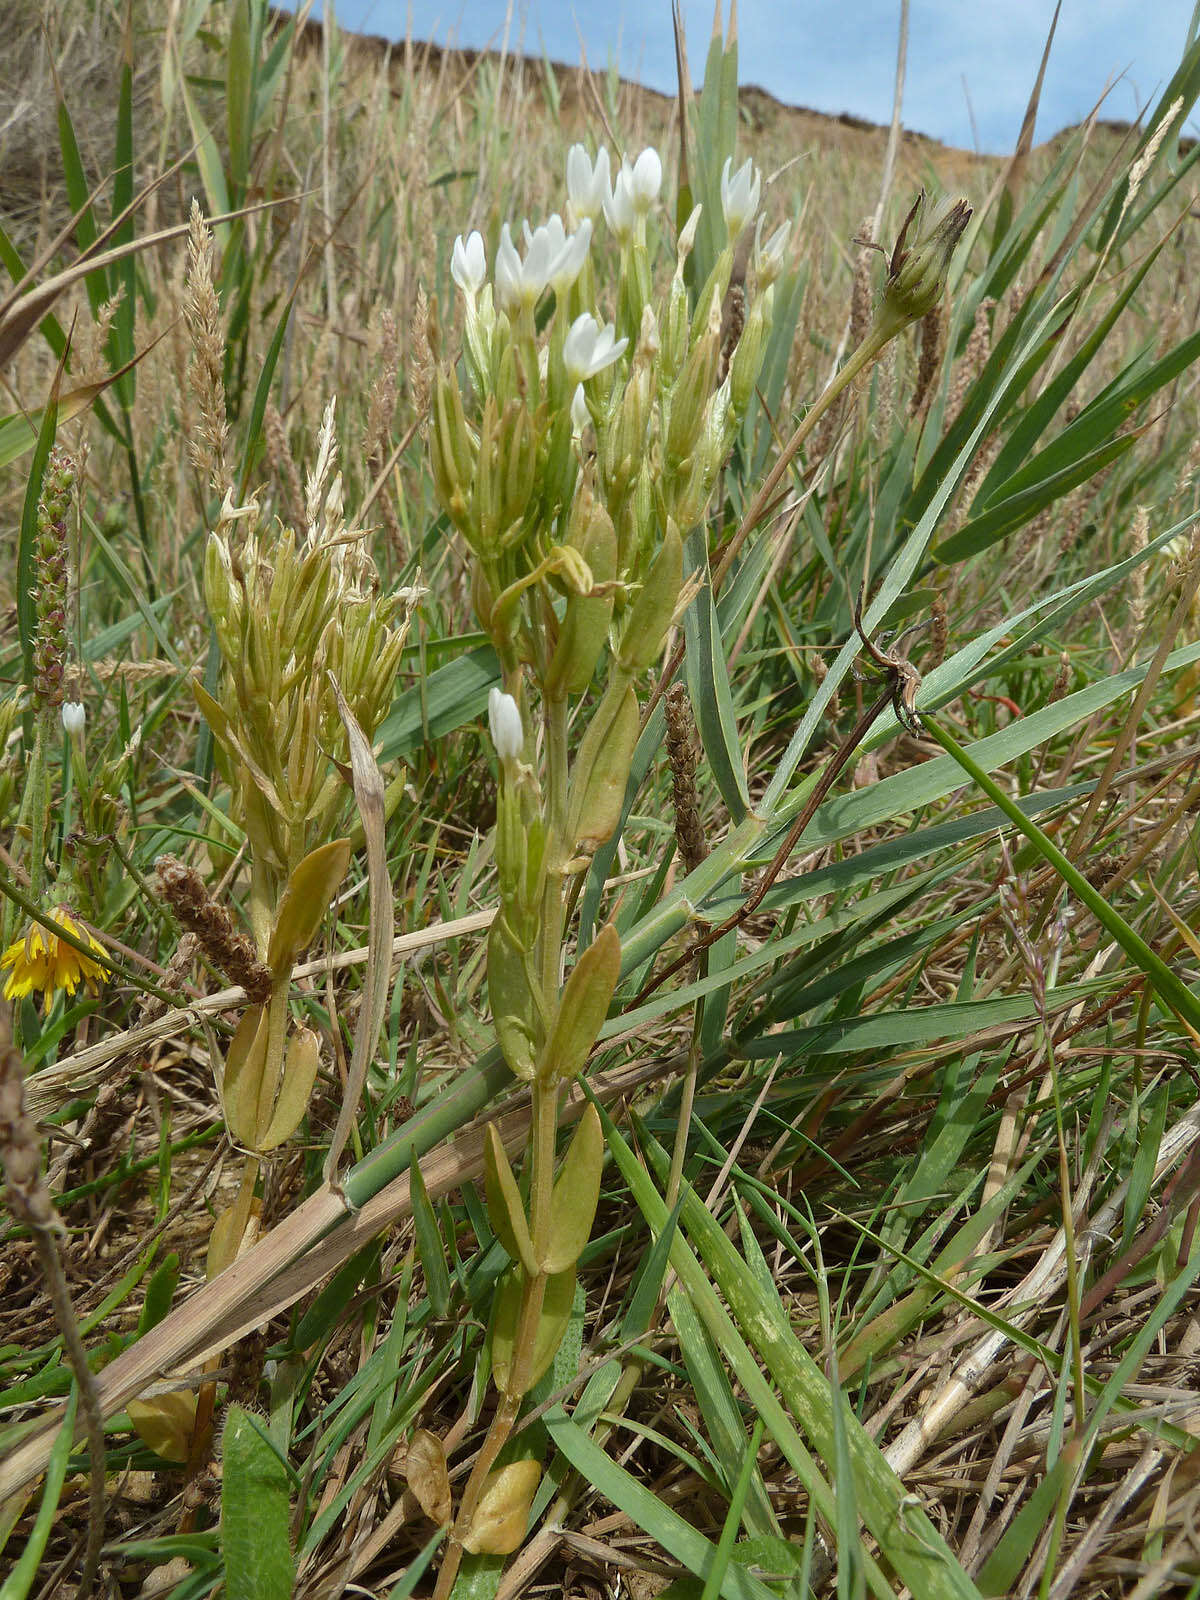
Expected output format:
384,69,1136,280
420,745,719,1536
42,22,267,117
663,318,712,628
1048,651,1071,705
32,447,76,710
928,593,948,672
909,302,944,420
665,684,707,874
155,855,273,1000
183,200,230,497
410,286,435,435
0,1008,54,1230
947,296,995,424
366,307,399,464
1129,504,1150,634
848,221,875,352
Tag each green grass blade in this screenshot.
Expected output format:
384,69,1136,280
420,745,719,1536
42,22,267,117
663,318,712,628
921,714,1200,1034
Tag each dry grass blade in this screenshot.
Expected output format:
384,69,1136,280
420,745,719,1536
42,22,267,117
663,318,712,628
0,194,303,368
0,1056,663,1505
884,1103,1200,1479
23,910,495,1116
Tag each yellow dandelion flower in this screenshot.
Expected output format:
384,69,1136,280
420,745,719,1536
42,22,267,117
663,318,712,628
1,907,106,1004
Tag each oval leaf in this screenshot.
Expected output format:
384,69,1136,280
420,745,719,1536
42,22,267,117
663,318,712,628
407,1428,452,1526
484,1123,538,1277
543,1103,604,1273
266,837,352,974
462,1459,541,1556
541,922,621,1083
258,1025,321,1151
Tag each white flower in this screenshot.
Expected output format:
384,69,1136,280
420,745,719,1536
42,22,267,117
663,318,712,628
603,167,637,244
495,222,527,313
525,214,592,297
61,702,85,736
563,313,628,385
677,203,703,260
720,156,761,239
496,216,589,314
753,217,791,286
567,145,612,223
603,148,662,243
488,687,523,762
451,231,487,302
571,382,589,434
629,147,662,209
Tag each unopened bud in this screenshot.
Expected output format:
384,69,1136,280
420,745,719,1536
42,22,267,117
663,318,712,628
430,366,477,536
488,687,524,763
61,701,85,736
619,522,683,671
729,287,773,420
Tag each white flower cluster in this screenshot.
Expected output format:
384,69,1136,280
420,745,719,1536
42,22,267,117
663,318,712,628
451,145,787,325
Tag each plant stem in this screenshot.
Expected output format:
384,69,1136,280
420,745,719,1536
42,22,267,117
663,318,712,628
27,717,50,908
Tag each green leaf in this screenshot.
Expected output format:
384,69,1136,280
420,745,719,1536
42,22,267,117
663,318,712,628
409,1162,451,1319
921,715,1200,1035
544,1103,605,1273
684,528,750,822
376,643,500,763
221,1404,294,1600
544,1407,780,1600
932,429,1138,565
483,1123,538,1277
0,1390,77,1600
596,1101,984,1600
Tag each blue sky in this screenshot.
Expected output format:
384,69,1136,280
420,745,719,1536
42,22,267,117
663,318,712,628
298,0,1199,153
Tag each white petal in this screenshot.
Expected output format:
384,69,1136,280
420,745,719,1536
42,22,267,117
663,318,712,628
631,147,662,209
571,382,589,432
488,687,524,762
495,223,523,312
551,217,592,293
604,164,637,241
564,313,600,384
451,230,487,298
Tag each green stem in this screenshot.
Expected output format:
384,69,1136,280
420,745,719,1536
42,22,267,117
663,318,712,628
27,717,50,908
435,1080,558,1599
710,323,891,596
539,695,570,1013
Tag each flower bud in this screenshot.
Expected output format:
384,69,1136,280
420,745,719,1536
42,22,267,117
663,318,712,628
619,522,683,672
488,687,524,763
728,287,773,420
753,217,791,286
61,701,85,736
666,315,720,474
567,144,612,225
720,155,761,241
545,488,617,697
451,231,486,302
430,366,477,536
